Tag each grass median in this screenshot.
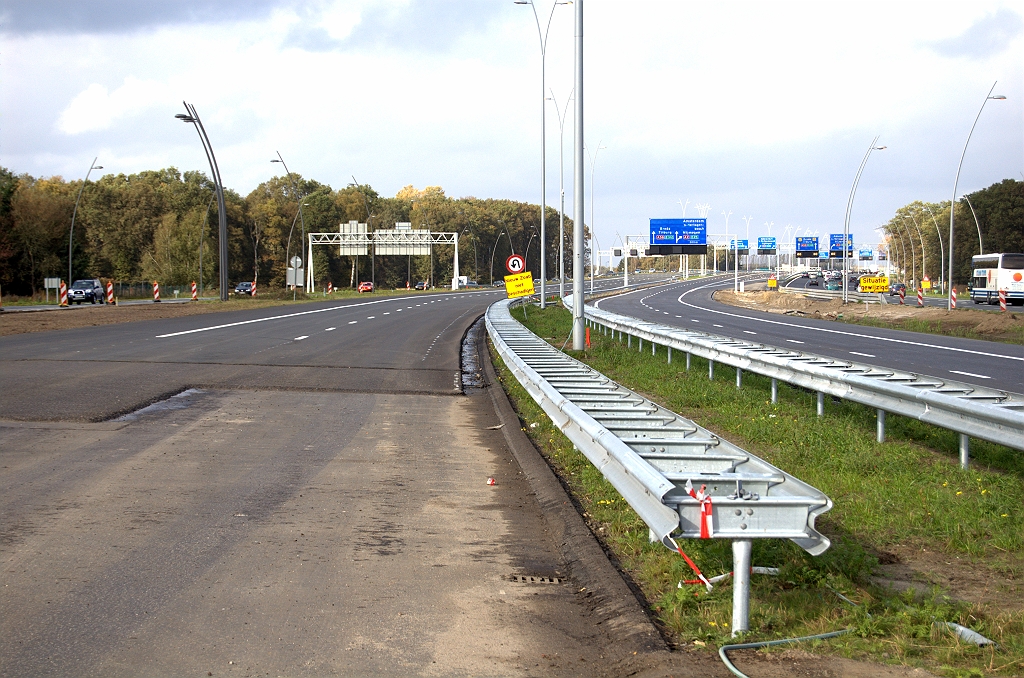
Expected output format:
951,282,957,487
491,303,1023,677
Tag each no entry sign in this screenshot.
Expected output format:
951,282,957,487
505,254,526,274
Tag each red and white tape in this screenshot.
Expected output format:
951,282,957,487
685,479,714,539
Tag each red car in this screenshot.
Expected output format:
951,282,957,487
357,281,374,293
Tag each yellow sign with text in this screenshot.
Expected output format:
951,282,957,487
858,275,889,293
767,277,778,289
922,280,931,290
504,272,535,299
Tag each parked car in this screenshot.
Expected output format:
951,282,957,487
414,280,428,291
888,282,907,296
358,281,374,293
68,278,104,304
234,281,254,295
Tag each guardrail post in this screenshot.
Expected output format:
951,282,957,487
686,352,691,370
667,346,672,364
628,333,632,348
709,359,715,380
959,434,969,469
732,539,753,636
816,392,824,417
652,340,656,356
876,409,886,443
736,368,743,389
771,378,778,404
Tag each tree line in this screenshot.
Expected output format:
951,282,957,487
880,179,1023,287
0,166,581,297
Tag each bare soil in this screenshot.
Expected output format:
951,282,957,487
717,290,1024,344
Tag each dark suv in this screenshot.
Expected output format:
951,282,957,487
68,279,104,304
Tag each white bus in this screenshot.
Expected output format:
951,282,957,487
970,253,1024,305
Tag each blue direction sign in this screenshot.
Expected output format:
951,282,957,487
757,237,777,250
650,218,706,245
858,248,873,260
818,251,830,260
829,233,854,258
649,218,707,255
795,236,818,258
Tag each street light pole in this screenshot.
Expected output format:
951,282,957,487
963,195,984,255
572,0,585,350
176,102,229,301
948,81,1005,310
906,213,927,290
551,89,573,300
842,136,885,303
517,0,567,309
586,140,605,296
923,205,946,293
271,152,307,292
68,157,102,285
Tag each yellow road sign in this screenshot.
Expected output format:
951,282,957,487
858,275,889,293
767,278,778,289
504,272,535,299
922,280,931,290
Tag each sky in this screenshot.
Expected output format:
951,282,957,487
2,0,1021,256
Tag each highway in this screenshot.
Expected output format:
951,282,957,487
0,290,666,677
593,276,1024,394
781,273,1009,311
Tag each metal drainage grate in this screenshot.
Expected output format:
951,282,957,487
508,575,563,585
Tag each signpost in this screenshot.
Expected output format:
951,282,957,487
858,248,873,261
757,237,777,255
504,272,536,298
828,233,854,258
506,254,526,274
795,237,819,258
858,275,889,293
649,218,707,255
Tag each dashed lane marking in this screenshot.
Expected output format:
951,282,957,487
294,336,308,341
850,351,875,358
348,321,357,324
787,339,804,344
325,327,336,331
950,370,991,379
743,330,756,335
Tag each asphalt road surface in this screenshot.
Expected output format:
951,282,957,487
594,276,1024,394
0,290,671,677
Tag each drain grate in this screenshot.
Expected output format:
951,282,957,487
508,574,563,585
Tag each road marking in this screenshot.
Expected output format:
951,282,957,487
675,281,1024,363
325,327,336,331
787,339,804,344
713,324,723,328
294,336,308,341
348,321,357,324
743,330,757,335
675,315,681,318
950,370,991,379
849,351,875,358
367,316,375,319
691,319,699,322
383,312,390,315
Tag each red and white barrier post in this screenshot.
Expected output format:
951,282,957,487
917,287,924,307
59,280,68,307
106,281,114,304
251,280,257,297
898,288,905,305
153,281,161,302
951,288,957,309
999,289,1007,312
327,282,333,294
191,281,198,301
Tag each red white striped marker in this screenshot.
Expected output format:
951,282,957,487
106,281,114,304
898,288,905,305
951,288,957,309
59,280,68,307
917,287,924,306
191,281,198,301
153,281,161,302
999,289,1007,312
251,280,257,297
327,281,333,294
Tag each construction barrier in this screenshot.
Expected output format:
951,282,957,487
251,280,257,297
327,282,333,294
898,288,905,305
60,280,68,307
1000,289,1007,312
153,281,161,302
106,281,115,304
951,288,957,309
191,281,198,301
917,287,924,307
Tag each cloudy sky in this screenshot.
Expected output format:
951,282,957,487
2,0,1021,253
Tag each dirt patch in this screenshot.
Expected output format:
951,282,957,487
716,290,1024,344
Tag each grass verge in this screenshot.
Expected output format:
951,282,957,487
491,304,1023,677
840,313,1024,346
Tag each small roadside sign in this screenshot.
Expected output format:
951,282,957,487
859,275,889,293
767,276,778,289
505,254,526,274
504,272,535,298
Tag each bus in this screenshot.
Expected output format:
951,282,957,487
970,253,1024,305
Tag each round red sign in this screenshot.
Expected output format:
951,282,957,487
506,254,526,274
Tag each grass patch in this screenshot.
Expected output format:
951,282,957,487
841,314,1024,346
491,304,1023,677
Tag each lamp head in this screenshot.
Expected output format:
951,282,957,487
175,114,195,122
93,165,103,170
990,95,1007,100
271,159,283,163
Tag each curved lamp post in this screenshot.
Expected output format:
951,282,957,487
489,231,509,284
842,136,886,302
923,205,946,293
947,82,1005,309
68,157,103,285
906,213,927,290
271,153,308,292
897,217,917,288
551,89,573,299
516,0,568,308
963,194,984,255
586,140,605,296
176,102,228,301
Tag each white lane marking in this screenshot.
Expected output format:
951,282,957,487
367,316,375,319
348,321,357,324
155,297,405,338
383,312,390,315
294,336,308,341
850,351,875,358
325,327,336,331
950,370,991,379
676,281,1024,363
787,339,804,344
743,330,757,335
691,319,700,323
713,324,723,328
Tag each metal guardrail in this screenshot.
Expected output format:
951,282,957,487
575,297,1024,462
487,298,835,633
777,285,886,303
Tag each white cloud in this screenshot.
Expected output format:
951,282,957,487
57,77,173,134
